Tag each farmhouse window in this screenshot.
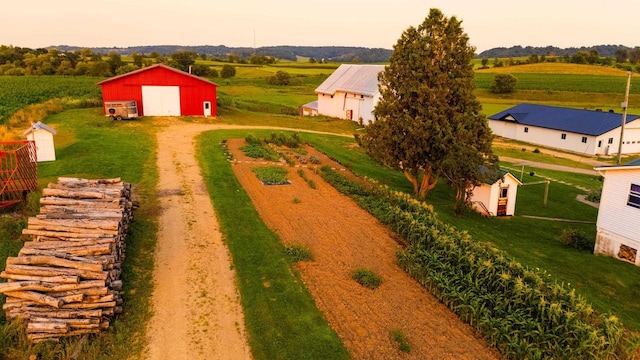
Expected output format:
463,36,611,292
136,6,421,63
608,137,614,144
524,127,529,133
561,133,567,140
582,137,587,143
598,140,602,147
628,183,640,209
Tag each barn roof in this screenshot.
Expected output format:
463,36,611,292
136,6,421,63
23,121,57,136
316,64,384,97
97,63,219,87
488,103,640,136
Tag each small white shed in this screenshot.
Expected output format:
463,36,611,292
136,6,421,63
23,121,57,162
470,169,522,216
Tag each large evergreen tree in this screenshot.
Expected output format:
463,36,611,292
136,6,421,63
357,8,498,207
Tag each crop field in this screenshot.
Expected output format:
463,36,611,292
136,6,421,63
0,76,103,123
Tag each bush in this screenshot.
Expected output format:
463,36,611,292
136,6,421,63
252,166,289,185
490,73,518,93
559,228,593,251
586,188,602,203
266,71,292,86
284,244,313,262
220,64,236,79
352,268,382,289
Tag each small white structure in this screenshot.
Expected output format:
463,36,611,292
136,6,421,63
313,64,385,125
594,159,640,266
470,168,522,216
489,103,640,156
301,101,318,116
23,121,56,162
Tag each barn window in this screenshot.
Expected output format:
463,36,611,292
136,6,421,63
561,133,567,140
582,137,587,143
524,127,529,133
598,140,602,147
628,183,640,209
608,137,614,144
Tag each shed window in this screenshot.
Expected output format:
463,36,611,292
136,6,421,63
561,133,567,140
581,137,587,143
628,183,640,209
598,140,602,148
608,137,614,144
524,127,529,133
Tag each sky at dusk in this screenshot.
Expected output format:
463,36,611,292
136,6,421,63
1,0,638,52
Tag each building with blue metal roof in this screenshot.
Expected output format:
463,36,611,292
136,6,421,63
488,103,640,155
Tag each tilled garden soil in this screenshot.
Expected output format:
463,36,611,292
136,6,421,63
228,139,499,360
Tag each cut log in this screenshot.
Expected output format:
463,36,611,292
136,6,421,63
0,272,79,284
4,291,63,308
27,321,69,333
4,264,108,280
6,256,104,272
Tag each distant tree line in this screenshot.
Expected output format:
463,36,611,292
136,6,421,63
0,46,243,78
479,47,640,73
476,44,638,59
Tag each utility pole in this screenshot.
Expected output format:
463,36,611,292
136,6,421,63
617,71,631,165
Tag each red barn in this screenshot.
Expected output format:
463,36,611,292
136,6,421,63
97,64,218,117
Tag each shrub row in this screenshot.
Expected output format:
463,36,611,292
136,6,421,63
319,167,639,359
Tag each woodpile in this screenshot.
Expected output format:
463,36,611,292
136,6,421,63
1,177,134,342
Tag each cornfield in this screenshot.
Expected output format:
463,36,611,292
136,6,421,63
320,167,640,359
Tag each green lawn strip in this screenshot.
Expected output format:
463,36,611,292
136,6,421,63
0,108,159,359
298,133,640,332
197,129,349,360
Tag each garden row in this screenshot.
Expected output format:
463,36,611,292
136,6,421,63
319,167,639,359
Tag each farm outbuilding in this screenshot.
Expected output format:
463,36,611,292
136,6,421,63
594,158,640,266
313,64,385,125
23,121,56,162
488,103,640,156
98,64,219,117
469,168,522,216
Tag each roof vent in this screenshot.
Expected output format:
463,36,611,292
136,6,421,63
595,108,602,112
609,109,614,113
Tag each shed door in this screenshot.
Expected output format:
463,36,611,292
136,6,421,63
142,86,181,116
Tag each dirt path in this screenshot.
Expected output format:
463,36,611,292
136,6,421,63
228,139,498,360
145,123,252,360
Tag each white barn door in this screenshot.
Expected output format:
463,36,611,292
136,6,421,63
142,86,181,116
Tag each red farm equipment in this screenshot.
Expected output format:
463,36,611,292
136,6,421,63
0,141,38,209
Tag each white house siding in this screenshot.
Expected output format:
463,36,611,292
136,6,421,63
470,173,520,216
317,91,377,124
488,120,598,154
595,169,640,265
596,119,640,155
31,131,56,162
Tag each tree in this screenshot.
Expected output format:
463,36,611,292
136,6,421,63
480,58,488,67
266,70,291,85
490,74,518,93
220,64,236,78
170,51,197,72
190,64,211,77
357,8,498,202
615,49,628,63
629,48,640,65
107,52,123,74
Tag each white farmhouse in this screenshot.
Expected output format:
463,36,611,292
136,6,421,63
23,121,57,162
488,103,640,156
313,64,385,125
469,168,522,216
594,159,640,266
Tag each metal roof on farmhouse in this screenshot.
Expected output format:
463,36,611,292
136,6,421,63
488,103,640,136
315,64,385,97
97,63,219,87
